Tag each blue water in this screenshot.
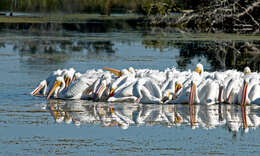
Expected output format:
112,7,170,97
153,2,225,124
1,32,260,155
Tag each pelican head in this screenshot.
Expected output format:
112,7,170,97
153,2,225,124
195,63,204,75
47,76,65,99
64,68,76,88
243,67,251,75
72,72,82,82
128,67,136,75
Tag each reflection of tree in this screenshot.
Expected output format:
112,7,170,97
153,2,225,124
180,40,260,71
8,39,117,64
13,40,116,54
141,38,260,71
86,41,115,56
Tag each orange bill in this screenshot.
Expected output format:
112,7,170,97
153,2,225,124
241,81,248,105
47,81,61,99
30,84,44,96
104,67,122,77
227,88,233,104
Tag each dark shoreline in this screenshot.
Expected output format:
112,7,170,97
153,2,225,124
0,14,152,32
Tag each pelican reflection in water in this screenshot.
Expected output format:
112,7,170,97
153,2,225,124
44,101,260,134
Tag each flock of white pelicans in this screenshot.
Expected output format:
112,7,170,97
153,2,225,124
31,64,260,105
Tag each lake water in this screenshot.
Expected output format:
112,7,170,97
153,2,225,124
1,29,260,155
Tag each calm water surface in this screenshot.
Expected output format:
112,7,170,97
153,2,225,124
1,30,260,155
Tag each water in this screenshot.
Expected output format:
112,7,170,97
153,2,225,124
1,29,260,155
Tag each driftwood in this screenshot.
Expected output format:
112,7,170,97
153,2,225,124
176,0,260,33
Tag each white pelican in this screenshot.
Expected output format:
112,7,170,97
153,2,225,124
239,77,260,105
225,67,256,105
46,75,94,100
198,79,219,105
108,77,162,104
161,70,184,101
107,81,138,103
135,78,162,104
30,69,64,96
213,71,228,103
166,64,204,104
107,68,138,102
92,73,113,101
223,76,243,104
108,68,136,97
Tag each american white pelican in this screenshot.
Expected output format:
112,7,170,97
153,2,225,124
197,79,220,105
224,67,259,105
212,71,228,103
135,78,162,104
108,68,136,97
166,68,202,104
239,77,260,105
46,75,94,100
108,77,162,104
107,68,138,102
223,77,243,104
135,68,166,84
92,73,113,101
30,69,64,96
161,70,184,101
107,80,138,103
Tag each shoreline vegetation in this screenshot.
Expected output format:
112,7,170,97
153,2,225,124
0,0,197,14
0,0,259,33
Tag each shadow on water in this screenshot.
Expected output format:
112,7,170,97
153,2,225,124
47,100,260,135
